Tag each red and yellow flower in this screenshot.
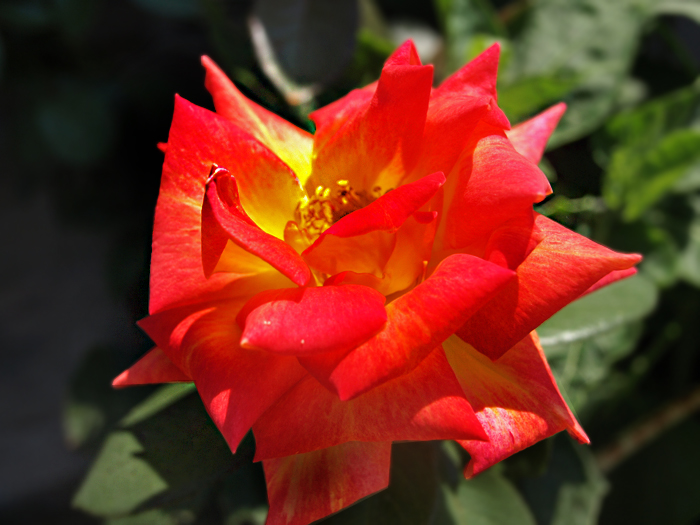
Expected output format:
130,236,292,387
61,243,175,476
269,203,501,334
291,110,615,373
114,41,640,525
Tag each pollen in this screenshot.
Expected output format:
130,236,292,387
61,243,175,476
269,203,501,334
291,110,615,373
293,180,385,244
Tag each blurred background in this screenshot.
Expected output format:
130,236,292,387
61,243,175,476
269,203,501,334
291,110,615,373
2,0,700,524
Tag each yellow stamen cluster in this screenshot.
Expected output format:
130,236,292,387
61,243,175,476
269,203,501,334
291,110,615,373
294,180,384,244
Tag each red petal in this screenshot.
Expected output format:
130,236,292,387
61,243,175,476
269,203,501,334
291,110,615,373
203,172,311,286
298,254,515,400
483,212,543,270
302,172,445,277
202,56,313,183
310,42,433,193
180,300,306,453
150,96,305,313
506,103,566,164
253,347,486,460
112,347,191,388
457,214,642,360
583,267,638,296
434,43,509,129
444,332,588,478
264,441,391,525
238,284,387,356
308,40,419,155
436,123,551,258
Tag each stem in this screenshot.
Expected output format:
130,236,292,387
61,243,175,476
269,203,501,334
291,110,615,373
595,384,700,473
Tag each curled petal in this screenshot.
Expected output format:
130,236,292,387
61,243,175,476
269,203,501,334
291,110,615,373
203,172,311,286
202,56,313,184
302,172,445,277
444,333,588,478
298,254,516,401
458,214,642,360
583,267,638,296
264,441,391,525
150,96,305,313
436,122,552,257
183,301,306,453
310,41,433,193
112,347,191,388
237,284,387,356
253,347,486,460
506,103,567,164
433,43,509,129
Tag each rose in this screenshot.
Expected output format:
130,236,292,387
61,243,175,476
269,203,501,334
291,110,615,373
113,41,640,525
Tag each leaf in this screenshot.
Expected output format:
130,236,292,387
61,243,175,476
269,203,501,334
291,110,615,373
73,389,248,518
433,0,505,74
63,346,153,450
252,0,359,85
321,442,442,525
537,274,658,347
653,0,700,24
119,383,196,427
607,129,700,220
500,0,653,146
439,467,537,525
520,434,608,525
601,82,700,219
678,195,700,287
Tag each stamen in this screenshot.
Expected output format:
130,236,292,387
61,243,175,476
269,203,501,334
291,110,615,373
293,180,389,245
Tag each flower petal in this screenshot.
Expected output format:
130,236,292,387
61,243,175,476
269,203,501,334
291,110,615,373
583,267,638,296
506,103,566,164
443,332,588,478
298,254,516,400
202,55,313,184
237,284,387,356
112,347,191,388
310,41,433,193
264,441,391,525
457,214,642,360
253,347,486,460
182,300,307,453
150,96,305,313
302,172,445,277
203,171,311,286
433,43,509,129
436,122,552,258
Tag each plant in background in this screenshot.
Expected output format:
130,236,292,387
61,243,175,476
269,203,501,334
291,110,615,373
108,41,639,525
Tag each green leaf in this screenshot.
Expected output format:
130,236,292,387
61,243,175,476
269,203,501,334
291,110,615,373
433,0,505,74
73,391,248,518
500,0,653,145
607,129,700,220
601,82,700,219
119,383,196,427
653,0,700,24
62,346,153,450
538,274,658,347
520,435,608,525
439,467,537,525
678,195,700,287
73,431,169,517
321,442,442,524
253,0,359,85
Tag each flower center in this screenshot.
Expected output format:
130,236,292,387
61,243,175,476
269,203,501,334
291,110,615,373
293,180,383,244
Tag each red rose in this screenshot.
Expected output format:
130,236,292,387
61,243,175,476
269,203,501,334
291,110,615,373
114,41,640,525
